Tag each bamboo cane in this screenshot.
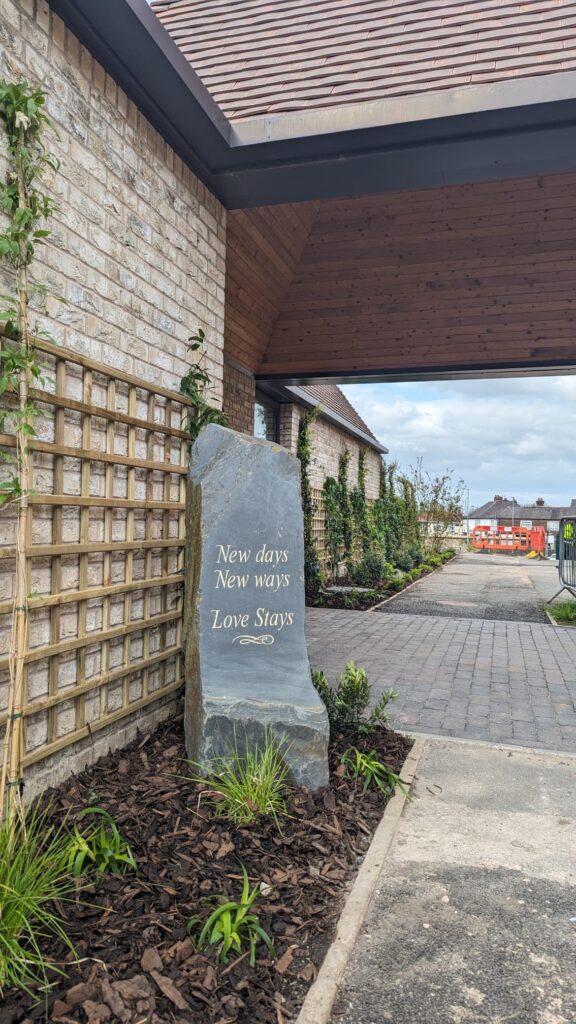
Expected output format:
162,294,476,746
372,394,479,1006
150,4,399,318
0,123,32,818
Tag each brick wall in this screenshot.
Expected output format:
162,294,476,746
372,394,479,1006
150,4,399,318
279,404,381,498
222,360,255,434
0,0,226,791
0,1,226,391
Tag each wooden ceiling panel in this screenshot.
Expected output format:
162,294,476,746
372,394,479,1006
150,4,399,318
224,201,319,372
256,173,576,380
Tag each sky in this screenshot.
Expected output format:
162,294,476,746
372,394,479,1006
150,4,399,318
342,376,576,513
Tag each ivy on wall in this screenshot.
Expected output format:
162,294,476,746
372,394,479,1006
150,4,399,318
349,447,371,556
297,406,322,599
0,81,58,817
321,455,423,585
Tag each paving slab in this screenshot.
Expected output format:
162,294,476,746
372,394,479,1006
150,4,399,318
331,739,576,1024
306,608,576,751
378,552,559,622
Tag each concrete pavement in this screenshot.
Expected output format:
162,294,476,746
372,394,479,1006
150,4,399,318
331,739,576,1024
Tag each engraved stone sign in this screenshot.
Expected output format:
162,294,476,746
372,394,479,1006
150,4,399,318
184,424,329,789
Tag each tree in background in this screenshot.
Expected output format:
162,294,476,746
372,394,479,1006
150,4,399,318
410,457,465,555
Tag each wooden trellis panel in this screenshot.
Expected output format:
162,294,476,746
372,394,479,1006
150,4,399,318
311,487,328,572
0,337,190,770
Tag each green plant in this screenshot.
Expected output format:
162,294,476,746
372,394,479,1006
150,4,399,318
394,547,417,572
549,600,576,624
323,475,345,578
66,807,136,877
338,449,353,560
312,661,398,739
0,81,59,817
189,732,290,828
298,406,322,599
0,803,76,994
350,447,371,555
341,747,408,798
188,864,275,966
349,550,392,588
179,327,227,441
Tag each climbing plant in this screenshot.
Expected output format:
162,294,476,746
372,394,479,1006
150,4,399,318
337,448,353,561
323,475,344,577
179,327,227,441
349,447,371,556
0,81,58,817
297,406,322,599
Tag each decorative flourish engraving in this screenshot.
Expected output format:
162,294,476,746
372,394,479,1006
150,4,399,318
232,634,275,646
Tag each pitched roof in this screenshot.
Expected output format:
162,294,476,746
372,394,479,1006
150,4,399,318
150,0,576,122
283,383,386,451
304,383,382,440
470,498,576,520
502,501,576,521
469,497,515,519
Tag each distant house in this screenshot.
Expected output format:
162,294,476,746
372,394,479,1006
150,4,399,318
469,496,576,547
252,382,388,500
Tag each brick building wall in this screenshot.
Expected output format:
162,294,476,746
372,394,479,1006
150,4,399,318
277,404,381,499
0,0,226,791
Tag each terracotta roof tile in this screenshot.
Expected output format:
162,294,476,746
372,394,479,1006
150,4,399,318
150,0,576,121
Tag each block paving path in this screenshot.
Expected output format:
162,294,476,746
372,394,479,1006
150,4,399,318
306,607,576,751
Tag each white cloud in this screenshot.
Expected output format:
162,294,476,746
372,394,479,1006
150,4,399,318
342,375,576,509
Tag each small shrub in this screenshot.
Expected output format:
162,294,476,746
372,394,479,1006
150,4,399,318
549,600,576,624
0,804,76,994
426,554,442,567
189,732,290,828
388,573,408,592
188,864,275,966
393,547,416,572
66,806,137,877
349,551,392,588
341,747,408,798
312,661,398,739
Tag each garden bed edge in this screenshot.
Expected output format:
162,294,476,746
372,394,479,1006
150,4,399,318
295,736,426,1024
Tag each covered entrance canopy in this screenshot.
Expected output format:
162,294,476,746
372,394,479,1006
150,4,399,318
54,0,576,383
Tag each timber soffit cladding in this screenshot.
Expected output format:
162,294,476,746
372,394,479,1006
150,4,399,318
151,0,576,121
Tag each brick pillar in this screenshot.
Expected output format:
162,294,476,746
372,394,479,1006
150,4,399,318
222,359,256,434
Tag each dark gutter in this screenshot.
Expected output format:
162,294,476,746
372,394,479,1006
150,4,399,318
256,358,576,387
49,0,576,209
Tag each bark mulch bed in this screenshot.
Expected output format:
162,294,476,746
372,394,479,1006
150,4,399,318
2,716,412,1024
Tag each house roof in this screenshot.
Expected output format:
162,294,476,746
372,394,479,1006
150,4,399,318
469,497,515,519
150,0,576,122
279,382,387,452
502,500,576,521
470,497,576,520
298,383,385,451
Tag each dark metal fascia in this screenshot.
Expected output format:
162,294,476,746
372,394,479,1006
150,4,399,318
46,0,576,209
256,359,576,387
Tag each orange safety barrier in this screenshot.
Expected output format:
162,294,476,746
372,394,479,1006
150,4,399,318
471,524,546,554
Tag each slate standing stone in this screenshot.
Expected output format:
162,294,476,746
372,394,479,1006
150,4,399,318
184,424,329,789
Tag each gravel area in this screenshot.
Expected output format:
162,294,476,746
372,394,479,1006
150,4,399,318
377,552,559,623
